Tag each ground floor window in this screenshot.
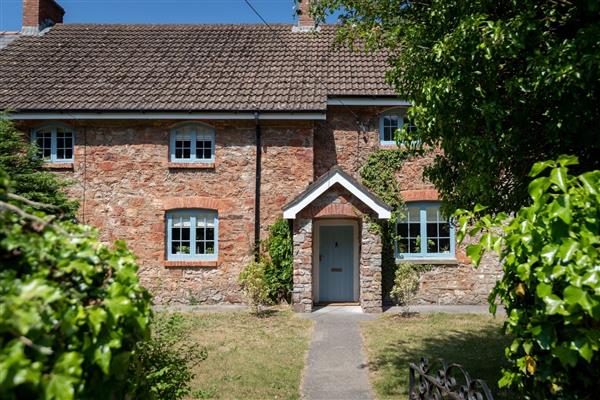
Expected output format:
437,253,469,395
166,209,218,261
396,202,455,260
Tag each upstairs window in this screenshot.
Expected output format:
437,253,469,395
32,125,74,162
396,202,455,260
379,110,416,146
166,210,218,261
170,124,215,163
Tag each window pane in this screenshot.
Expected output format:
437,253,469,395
181,228,190,241
397,223,408,238
397,239,409,254
439,223,450,237
427,222,437,237
409,223,420,237
408,207,420,222
426,206,438,222
427,238,439,253
35,130,52,160
206,228,214,241
408,238,418,253
171,215,191,255
439,238,451,254
196,139,213,160
174,130,192,159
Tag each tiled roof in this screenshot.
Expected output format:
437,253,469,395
0,24,395,112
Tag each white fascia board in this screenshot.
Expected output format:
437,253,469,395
327,97,412,107
283,172,392,220
6,112,327,121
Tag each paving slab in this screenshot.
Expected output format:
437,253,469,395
299,306,376,400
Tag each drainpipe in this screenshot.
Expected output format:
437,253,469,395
254,111,262,261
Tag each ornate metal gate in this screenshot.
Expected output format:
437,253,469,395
409,358,495,400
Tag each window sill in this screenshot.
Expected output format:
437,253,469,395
164,260,220,268
43,162,74,170
396,258,459,265
167,162,215,170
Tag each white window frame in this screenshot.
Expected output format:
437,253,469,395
31,124,75,163
395,201,456,261
166,209,218,261
169,123,215,163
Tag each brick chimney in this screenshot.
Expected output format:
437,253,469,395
22,0,65,35
293,0,316,32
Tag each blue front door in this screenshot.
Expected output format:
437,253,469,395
318,225,355,303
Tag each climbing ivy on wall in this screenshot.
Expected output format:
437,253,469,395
359,148,411,300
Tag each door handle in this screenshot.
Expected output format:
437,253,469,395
319,254,323,262
331,268,342,272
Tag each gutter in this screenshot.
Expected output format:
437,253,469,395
6,111,327,121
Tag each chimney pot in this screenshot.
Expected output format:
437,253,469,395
22,0,65,35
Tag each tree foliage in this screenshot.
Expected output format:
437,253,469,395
312,0,600,213
0,116,78,219
0,173,153,399
456,156,599,399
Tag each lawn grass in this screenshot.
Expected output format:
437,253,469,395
361,313,512,399
155,309,313,400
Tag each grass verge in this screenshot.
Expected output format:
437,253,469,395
361,313,511,399
155,309,313,400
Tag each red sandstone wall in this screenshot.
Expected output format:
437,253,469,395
20,119,313,304
18,106,501,306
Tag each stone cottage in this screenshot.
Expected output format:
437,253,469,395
0,0,501,312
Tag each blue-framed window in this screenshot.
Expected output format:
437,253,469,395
379,109,416,146
169,124,215,163
396,202,455,260
166,209,218,261
31,125,74,162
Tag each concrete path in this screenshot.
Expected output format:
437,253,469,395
299,306,376,400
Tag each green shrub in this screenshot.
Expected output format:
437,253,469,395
390,262,433,310
263,219,293,303
129,314,207,400
239,260,272,315
456,155,599,399
0,174,152,399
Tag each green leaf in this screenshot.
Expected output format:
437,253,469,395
536,282,552,298
558,239,578,263
544,295,565,315
474,204,488,213
550,167,568,192
529,160,554,177
563,286,593,312
45,374,75,400
466,244,484,266
528,177,550,199
556,154,579,167
579,172,599,195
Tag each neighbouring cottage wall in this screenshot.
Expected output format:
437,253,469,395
18,119,314,305
315,107,503,306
